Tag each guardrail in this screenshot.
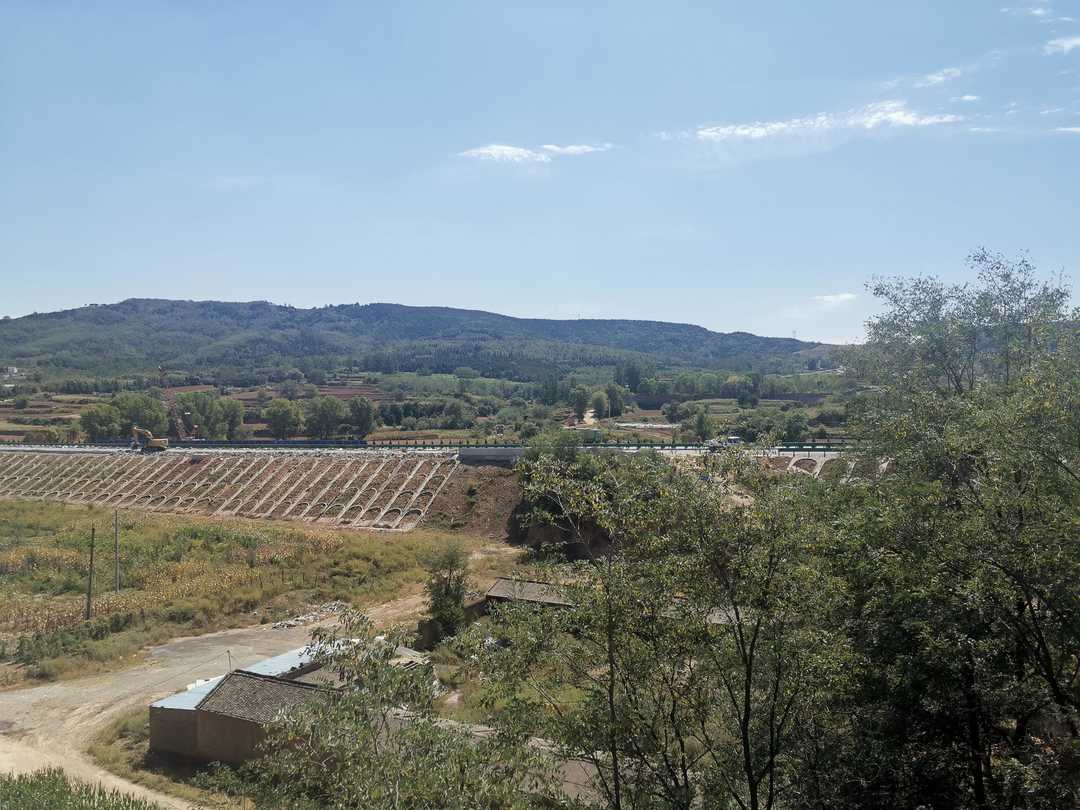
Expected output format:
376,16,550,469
4,438,850,452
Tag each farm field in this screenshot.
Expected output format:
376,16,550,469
0,496,517,686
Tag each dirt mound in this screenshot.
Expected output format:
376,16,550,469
423,465,522,539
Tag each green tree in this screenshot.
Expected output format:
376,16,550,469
690,408,712,441
174,391,244,440
604,383,626,418
475,452,847,810
572,387,589,421
816,251,1080,808
346,397,377,438
590,390,609,420
111,392,167,436
262,398,304,440
423,544,469,637
304,396,346,440
79,403,121,441
218,398,244,440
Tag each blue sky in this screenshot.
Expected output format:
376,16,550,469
2,1,1078,343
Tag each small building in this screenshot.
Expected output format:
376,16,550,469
486,576,735,627
485,577,573,609
161,671,335,765
149,644,424,764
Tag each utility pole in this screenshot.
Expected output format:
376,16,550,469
114,510,120,592
85,524,95,621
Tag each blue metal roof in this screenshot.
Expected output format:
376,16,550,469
244,646,314,677
150,676,223,711
150,646,313,712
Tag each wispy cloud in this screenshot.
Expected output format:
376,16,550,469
951,94,981,102
1055,126,1080,132
540,143,613,155
811,293,858,310
694,100,963,143
1045,36,1080,54
781,292,859,321
915,66,965,87
458,144,551,163
1002,3,1075,22
459,142,613,163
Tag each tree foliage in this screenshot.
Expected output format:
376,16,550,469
219,612,561,809
303,396,346,440
262,398,304,440
423,544,470,637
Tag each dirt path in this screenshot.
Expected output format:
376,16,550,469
0,592,431,808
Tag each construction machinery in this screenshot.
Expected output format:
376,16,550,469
131,427,169,452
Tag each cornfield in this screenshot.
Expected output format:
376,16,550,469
0,768,164,809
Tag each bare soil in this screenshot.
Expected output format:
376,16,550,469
424,465,522,539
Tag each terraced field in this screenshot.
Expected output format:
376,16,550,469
0,449,458,531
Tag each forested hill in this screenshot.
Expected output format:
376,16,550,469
0,299,831,382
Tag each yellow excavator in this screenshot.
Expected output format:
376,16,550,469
131,426,169,453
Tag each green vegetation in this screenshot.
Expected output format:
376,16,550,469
0,500,473,683
199,252,1080,809
0,300,830,383
0,768,163,810
200,613,561,809
262,397,304,439
422,543,469,637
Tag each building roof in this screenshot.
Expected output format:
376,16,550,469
245,646,317,678
196,670,335,724
485,577,573,607
150,676,223,711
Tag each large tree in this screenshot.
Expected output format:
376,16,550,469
472,451,847,810
79,403,121,440
304,396,346,440
111,392,167,436
821,250,1080,808
346,396,377,438
262,398,304,440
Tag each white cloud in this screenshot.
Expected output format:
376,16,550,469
915,66,964,87
811,293,858,310
781,292,860,321
540,143,613,155
695,100,963,143
1055,126,1080,132
951,94,981,102
1045,36,1080,54
458,144,551,163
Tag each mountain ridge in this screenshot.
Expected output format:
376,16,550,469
0,298,833,381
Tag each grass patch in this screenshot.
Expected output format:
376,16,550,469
0,500,500,683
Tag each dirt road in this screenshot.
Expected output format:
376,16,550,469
0,593,428,807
